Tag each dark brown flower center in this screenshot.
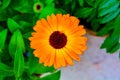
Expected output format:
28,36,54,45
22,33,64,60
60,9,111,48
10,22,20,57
36,4,41,10
49,31,67,49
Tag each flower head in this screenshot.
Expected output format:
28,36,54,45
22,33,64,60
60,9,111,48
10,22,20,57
33,2,43,13
29,14,87,69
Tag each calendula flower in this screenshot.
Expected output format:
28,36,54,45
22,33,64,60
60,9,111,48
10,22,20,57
29,14,87,69
33,2,43,13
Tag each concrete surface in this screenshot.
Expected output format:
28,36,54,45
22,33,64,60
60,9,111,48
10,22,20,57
60,34,120,80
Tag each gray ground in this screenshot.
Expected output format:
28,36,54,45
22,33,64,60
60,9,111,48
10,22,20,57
60,34,120,80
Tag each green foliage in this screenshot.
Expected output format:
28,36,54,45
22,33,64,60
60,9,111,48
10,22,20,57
14,48,24,79
9,30,25,57
0,29,7,49
28,50,55,75
75,8,93,18
0,0,120,79
39,3,55,19
0,0,11,10
7,18,21,33
0,0,60,79
0,62,13,79
78,0,84,6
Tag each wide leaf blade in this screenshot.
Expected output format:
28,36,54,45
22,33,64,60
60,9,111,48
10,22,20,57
0,29,7,49
14,48,24,78
7,18,21,33
9,30,25,57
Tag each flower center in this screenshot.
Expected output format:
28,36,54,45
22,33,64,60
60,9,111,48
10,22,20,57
36,4,41,10
49,31,67,49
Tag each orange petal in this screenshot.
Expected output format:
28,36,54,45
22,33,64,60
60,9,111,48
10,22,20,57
61,49,73,66
64,47,80,61
48,50,56,66
56,50,66,67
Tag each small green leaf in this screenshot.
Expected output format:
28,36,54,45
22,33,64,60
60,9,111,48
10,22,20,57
78,0,84,6
98,2,119,17
45,0,54,4
39,3,55,19
28,50,55,74
87,8,96,22
0,0,11,10
54,8,67,14
71,0,76,11
99,8,120,24
12,0,33,13
0,29,7,49
110,44,120,53
99,0,116,9
7,18,21,33
34,64,55,74
101,36,110,49
0,62,13,77
39,71,61,80
23,32,32,39
9,30,25,57
19,21,33,33
14,48,24,78
0,10,8,21
64,0,72,4
97,22,114,36
75,8,93,18
0,62,12,72
85,0,94,6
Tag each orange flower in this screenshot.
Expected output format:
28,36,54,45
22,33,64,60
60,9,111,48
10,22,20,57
29,14,87,69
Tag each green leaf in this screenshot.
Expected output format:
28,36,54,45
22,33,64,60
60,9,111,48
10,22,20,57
94,0,101,8
99,0,117,9
0,0,11,10
0,29,7,49
99,8,120,24
87,8,96,22
19,21,33,33
91,19,99,31
98,1,119,17
85,0,94,6
0,62,13,77
0,62,12,73
23,32,32,39
97,22,114,36
110,44,120,53
78,0,84,6
34,64,55,74
45,0,54,4
39,3,55,19
54,8,67,14
71,0,76,11
9,30,25,57
12,14,34,23
75,8,93,18
64,0,72,4
14,48,24,78
101,36,111,49
0,9,8,21
11,0,33,13
7,18,21,33
39,71,61,80
28,50,55,74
